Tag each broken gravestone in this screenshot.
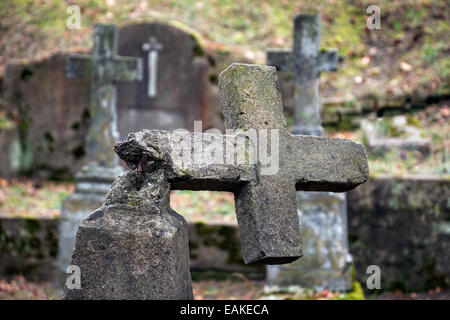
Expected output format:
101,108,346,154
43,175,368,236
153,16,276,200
116,22,211,138
64,63,368,300
266,14,352,292
56,24,142,285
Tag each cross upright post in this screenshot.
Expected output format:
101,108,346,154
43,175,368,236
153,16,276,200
67,24,143,173
56,24,143,284
267,14,341,136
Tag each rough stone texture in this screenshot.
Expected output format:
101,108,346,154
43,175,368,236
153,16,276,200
1,54,91,179
115,63,368,265
0,217,58,282
57,24,142,283
64,170,193,300
0,216,265,283
2,177,447,290
63,63,367,299
116,22,211,138
347,176,450,292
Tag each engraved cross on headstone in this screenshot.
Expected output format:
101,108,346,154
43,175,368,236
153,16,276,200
267,14,342,136
67,24,142,176
142,36,163,98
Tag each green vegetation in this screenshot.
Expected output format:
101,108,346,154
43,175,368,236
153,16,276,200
0,0,448,101
171,190,236,223
0,179,73,218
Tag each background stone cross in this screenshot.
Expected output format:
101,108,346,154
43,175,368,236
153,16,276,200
267,14,341,136
67,24,142,170
116,63,369,265
56,24,143,285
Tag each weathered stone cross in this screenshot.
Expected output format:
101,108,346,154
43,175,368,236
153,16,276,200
267,14,341,136
64,63,368,300
67,24,142,172
115,64,368,265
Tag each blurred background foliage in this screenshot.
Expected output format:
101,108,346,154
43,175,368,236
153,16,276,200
0,0,448,99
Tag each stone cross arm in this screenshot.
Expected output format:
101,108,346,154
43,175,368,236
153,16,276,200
267,47,343,74
66,53,143,82
115,64,368,265
115,130,367,193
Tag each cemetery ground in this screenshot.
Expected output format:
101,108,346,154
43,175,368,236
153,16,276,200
0,274,449,300
0,101,447,300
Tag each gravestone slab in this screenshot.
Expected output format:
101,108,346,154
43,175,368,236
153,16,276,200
2,54,91,179
361,116,431,155
64,63,369,299
0,22,213,180
266,14,351,292
56,24,142,286
116,22,210,138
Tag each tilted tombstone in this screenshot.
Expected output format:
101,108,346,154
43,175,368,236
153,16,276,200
63,63,368,300
56,24,143,284
266,14,352,291
116,22,210,138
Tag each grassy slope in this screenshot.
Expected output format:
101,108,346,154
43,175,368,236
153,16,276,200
0,0,448,100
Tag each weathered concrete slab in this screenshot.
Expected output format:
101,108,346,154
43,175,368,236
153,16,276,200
347,175,450,292
362,116,431,155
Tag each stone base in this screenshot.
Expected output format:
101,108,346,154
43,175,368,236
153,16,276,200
55,192,106,287
266,191,352,292
63,170,193,300
63,206,193,300
55,164,123,287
